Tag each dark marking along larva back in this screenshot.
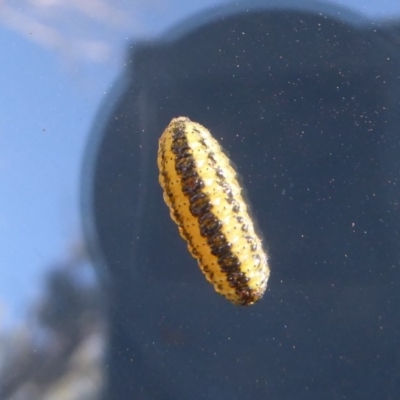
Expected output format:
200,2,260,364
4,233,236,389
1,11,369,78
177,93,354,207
157,116,270,305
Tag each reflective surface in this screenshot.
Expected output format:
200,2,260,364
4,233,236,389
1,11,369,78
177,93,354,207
1,1,400,399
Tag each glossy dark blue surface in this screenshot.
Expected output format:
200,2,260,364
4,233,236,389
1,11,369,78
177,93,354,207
1,1,400,399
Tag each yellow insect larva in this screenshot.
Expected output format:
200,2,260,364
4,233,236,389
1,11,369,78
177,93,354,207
157,117,270,305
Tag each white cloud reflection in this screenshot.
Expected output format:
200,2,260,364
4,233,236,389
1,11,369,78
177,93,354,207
0,0,161,64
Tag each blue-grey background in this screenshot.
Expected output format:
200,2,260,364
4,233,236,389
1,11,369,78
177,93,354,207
1,0,400,399
1,0,399,333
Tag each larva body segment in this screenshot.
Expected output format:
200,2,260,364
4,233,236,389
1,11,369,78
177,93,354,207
158,117,270,305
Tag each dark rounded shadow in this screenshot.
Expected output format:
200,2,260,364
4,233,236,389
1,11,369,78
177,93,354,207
81,1,400,399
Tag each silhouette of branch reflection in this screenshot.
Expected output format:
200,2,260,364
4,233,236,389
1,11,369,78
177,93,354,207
0,245,106,400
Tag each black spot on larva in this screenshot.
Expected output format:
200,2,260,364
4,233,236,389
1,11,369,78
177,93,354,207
208,152,217,163
189,246,200,257
236,287,255,305
225,190,234,199
231,200,240,213
171,137,190,154
199,137,207,147
216,167,225,178
220,181,230,190
182,175,204,195
218,252,241,272
207,231,226,246
227,271,249,287
189,193,211,216
175,147,191,159
182,167,198,179
221,182,233,199
252,254,262,268
176,155,195,174
245,236,257,251
199,212,222,237
172,126,186,139
211,242,232,257
208,233,233,257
